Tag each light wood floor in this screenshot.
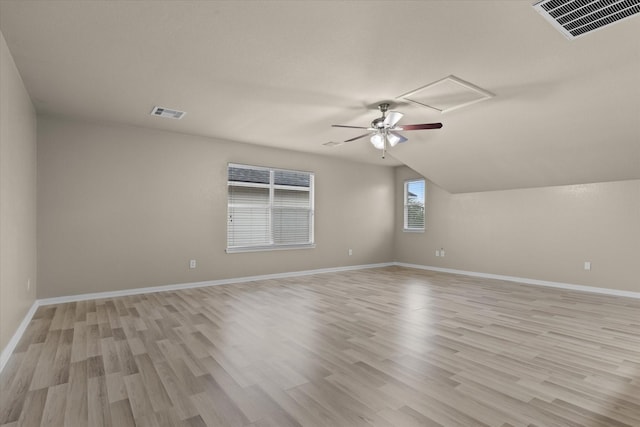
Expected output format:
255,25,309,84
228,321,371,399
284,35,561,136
1,266,639,427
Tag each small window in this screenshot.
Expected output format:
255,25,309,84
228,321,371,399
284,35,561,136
404,179,425,232
227,163,314,252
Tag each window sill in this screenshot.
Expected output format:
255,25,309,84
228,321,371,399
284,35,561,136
226,244,316,254
403,228,425,233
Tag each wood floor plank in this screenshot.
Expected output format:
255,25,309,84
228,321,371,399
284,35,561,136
109,399,136,427
1,266,639,426
153,360,199,420
195,374,250,427
29,329,62,390
377,406,443,427
39,383,68,427
0,342,44,424
88,375,112,427
105,372,128,404
134,353,173,413
63,360,88,427
69,321,87,364
15,388,47,427
122,373,156,423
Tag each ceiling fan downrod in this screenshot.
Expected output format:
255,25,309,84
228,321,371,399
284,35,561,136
379,103,389,159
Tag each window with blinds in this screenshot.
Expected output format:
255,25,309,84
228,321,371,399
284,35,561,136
227,164,314,252
404,179,425,232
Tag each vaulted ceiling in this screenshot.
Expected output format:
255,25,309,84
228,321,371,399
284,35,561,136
1,1,638,193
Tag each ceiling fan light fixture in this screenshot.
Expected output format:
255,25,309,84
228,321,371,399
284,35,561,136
370,133,385,150
387,132,401,147
332,102,443,157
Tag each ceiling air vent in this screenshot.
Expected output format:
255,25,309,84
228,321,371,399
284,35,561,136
150,106,186,119
533,0,640,39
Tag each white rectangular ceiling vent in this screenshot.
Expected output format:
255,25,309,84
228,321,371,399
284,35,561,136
150,106,186,119
533,0,640,39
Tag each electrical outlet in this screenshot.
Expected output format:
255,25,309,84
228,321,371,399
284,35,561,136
584,261,591,271
435,250,440,257
27,279,31,292
440,248,445,257
189,259,197,269
348,249,353,256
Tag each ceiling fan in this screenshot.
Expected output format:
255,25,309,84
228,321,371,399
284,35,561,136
331,103,443,158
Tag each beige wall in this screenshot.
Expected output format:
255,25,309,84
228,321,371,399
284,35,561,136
35,119,640,300
395,166,640,292
0,32,38,352
37,116,395,298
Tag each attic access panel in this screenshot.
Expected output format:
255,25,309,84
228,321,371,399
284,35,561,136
533,0,640,39
398,75,494,114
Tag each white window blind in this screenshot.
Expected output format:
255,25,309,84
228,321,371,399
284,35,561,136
227,164,314,252
404,179,425,231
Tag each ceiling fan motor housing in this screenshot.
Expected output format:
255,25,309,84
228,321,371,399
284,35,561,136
372,103,391,129
371,118,385,129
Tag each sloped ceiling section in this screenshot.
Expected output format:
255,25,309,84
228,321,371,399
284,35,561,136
0,1,638,193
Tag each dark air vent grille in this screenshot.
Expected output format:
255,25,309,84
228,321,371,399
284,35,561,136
150,106,186,119
534,0,640,39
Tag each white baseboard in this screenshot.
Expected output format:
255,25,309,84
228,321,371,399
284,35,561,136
37,262,396,306
3,260,638,375
0,300,39,373
1,262,393,375
395,262,640,299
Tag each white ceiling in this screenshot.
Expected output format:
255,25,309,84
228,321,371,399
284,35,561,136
1,0,638,193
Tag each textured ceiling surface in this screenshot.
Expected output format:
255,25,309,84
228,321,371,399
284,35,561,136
1,0,638,193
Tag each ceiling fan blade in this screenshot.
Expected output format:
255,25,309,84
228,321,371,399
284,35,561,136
332,124,369,129
389,131,408,144
400,123,443,131
344,133,372,143
384,111,403,127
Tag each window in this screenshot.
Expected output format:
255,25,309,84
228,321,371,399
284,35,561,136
227,163,314,252
404,179,425,231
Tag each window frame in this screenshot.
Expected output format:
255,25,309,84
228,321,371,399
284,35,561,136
403,178,425,232
226,163,315,253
